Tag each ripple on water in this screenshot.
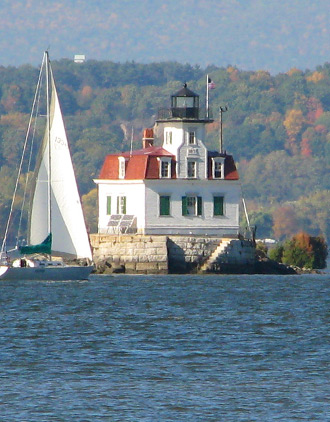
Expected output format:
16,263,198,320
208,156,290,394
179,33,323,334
0,274,329,421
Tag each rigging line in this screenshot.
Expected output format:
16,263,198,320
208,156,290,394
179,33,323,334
0,54,46,258
242,196,251,229
16,64,44,244
241,194,253,242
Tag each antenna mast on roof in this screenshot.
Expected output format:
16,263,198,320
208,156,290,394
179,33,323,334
219,106,228,153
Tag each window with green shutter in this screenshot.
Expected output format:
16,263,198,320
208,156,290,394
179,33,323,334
117,196,126,214
182,195,202,216
160,195,170,216
106,196,111,215
214,196,224,216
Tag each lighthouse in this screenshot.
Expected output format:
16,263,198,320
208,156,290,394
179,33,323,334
94,83,241,237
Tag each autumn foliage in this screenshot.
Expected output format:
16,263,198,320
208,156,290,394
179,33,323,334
0,59,329,242
270,232,328,269
272,207,299,240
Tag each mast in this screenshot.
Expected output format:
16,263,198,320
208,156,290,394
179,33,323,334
45,51,52,256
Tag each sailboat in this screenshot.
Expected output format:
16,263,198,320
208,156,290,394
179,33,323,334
0,51,93,281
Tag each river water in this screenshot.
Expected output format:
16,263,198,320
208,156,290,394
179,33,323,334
1,273,329,421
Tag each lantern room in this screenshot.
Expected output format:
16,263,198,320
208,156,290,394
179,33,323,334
171,83,199,119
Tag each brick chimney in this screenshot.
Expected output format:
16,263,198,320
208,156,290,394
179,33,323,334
142,128,154,148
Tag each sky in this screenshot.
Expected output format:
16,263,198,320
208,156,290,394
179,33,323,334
0,0,329,73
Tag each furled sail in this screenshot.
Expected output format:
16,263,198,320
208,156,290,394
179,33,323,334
29,68,92,260
19,233,52,255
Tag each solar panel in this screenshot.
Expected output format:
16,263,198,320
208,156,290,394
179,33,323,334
107,215,136,233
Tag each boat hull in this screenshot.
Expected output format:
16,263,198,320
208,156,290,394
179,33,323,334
0,265,93,281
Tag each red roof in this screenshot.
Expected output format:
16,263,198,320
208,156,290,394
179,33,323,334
207,153,239,180
98,147,239,180
99,146,176,180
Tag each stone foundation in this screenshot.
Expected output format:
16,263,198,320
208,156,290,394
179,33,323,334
166,235,222,273
90,234,169,274
90,234,256,274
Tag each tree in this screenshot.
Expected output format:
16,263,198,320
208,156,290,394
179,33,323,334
272,206,300,240
281,232,328,269
268,244,284,262
82,188,98,234
294,190,330,242
245,210,273,239
283,109,305,155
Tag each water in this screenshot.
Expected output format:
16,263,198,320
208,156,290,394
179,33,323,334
0,274,329,421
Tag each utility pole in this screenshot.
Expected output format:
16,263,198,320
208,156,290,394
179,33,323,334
219,106,228,153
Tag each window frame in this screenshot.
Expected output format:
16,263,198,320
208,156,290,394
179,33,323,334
118,156,126,179
188,130,196,145
182,195,202,216
187,160,197,178
165,131,172,145
159,157,172,178
212,157,225,179
117,195,127,214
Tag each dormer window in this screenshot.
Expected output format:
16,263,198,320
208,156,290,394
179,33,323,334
188,131,196,145
212,157,225,179
159,157,172,178
118,156,126,179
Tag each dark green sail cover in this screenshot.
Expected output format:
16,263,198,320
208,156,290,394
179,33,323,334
19,233,52,255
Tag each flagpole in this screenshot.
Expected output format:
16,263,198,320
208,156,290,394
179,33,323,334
206,74,209,119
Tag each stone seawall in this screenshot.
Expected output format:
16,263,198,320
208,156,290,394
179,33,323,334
90,234,169,274
166,236,221,273
90,234,255,274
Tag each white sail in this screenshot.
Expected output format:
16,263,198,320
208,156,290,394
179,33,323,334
30,68,92,260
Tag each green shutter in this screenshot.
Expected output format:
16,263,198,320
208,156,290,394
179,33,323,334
106,196,111,215
160,196,170,216
214,196,224,216
197,196,202,216
182,196,187,216
122,196,126,214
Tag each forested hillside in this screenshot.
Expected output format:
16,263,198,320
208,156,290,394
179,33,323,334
0,60,329,241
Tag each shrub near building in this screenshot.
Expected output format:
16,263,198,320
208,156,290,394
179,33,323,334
269,232,328,269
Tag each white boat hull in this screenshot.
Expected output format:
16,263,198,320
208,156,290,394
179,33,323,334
0,265,93,281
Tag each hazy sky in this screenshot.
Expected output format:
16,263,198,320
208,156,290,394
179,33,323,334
0,0,329,73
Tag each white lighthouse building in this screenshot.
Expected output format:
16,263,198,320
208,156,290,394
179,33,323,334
94,84,241,237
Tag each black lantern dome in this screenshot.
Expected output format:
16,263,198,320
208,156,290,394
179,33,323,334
171,83,199,119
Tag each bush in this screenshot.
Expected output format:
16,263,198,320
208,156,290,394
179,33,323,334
310,236,328,269
281,232,328,269
268,244,284,262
